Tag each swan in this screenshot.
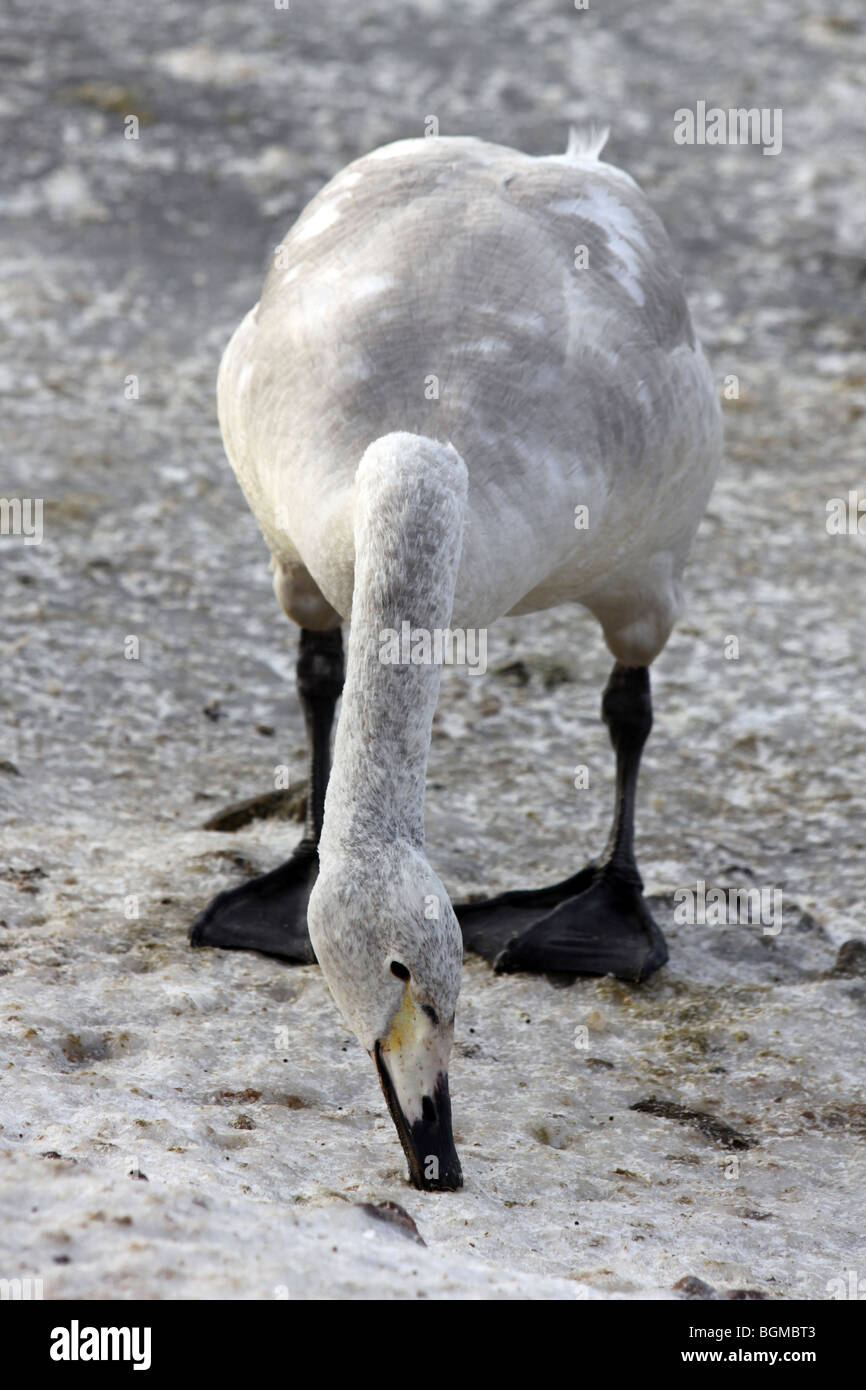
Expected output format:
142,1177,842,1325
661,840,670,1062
190,129,723,1191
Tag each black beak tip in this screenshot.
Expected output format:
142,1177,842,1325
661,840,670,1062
411,1152,463,1192
374,1044,463,1193
406,1083,463,1191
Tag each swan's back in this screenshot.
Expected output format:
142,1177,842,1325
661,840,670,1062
252,138,693,467
219,136,721,632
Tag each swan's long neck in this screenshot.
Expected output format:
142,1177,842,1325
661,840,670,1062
319,434,467,860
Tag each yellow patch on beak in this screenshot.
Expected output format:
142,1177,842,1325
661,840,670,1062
384,981,421,1053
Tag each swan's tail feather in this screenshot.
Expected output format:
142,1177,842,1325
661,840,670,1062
563,122,610,162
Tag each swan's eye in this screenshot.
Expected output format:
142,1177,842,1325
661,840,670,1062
421,1003,439,1026
390,960,410,981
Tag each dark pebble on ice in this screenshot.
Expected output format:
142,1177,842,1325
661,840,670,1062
490,659,530,686
0,865,47,893
674,1275,770,1300
537,660,574,689
202,787,306,832
358,1201,426,1245
631,1096,755,1150
827,939,866,978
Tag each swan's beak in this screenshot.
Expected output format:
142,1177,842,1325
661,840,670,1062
373,995,462,1192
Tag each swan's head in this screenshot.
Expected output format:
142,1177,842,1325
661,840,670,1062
308,843,463,1191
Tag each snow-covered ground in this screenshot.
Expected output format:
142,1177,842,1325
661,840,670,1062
1,0,865,1298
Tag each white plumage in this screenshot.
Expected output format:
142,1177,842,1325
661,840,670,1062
218,132,721,661
202,131,722,1190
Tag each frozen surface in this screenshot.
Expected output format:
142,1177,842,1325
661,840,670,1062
1,0,865,1299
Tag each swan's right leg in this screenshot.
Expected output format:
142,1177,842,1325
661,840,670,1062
188,626,344,962
455,662,668,982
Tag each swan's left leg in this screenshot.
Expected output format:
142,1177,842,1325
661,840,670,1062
188,627,344,962
455,663,667,982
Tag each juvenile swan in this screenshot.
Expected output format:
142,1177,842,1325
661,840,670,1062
190,130,723,1191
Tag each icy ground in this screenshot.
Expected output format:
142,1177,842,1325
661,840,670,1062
1,0,865,1298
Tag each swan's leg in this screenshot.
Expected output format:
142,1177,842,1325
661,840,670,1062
455,663,667,982
189,627,344,962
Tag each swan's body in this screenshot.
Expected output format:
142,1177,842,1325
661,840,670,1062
194,132,723,1191
218,134,721,663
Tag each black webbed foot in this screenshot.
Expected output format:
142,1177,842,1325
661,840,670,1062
189,838,318,963
454,866,597,965
494,869,666,982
